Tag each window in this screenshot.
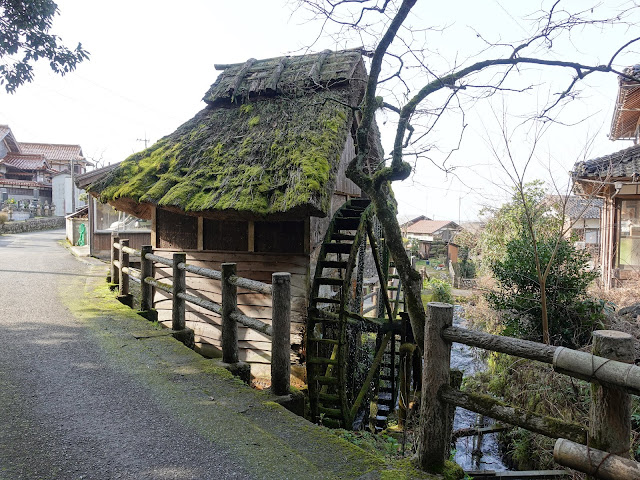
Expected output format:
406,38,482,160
254,221,305,253
203,219,248,251
157,208,197,250
94,200,151,232
617,199,640,268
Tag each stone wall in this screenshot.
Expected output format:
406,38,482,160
1,217,65,234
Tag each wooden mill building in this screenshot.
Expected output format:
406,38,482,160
88,49,375,380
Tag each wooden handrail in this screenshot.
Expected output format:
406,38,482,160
443,326,557,364
418,302,640,477
110,241,291,394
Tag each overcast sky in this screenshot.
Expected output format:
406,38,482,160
1,0,638,223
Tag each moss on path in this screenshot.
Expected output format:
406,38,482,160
61,263,451,479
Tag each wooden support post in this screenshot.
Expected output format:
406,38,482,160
448,370,463,440
271,272,291,396
418,302,454,472
589,330,634,458
172,252,186,331
222,263,238,364
118,239,130,305
140,245,153,314
110,232,120,286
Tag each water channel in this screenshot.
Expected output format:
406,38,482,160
450,306,509,472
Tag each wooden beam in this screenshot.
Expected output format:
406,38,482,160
151,206,157,248
197,216,204,250
465,470,567,479
248,221,255,252
440,387,587,444
554,438,640,480
442,326,557,364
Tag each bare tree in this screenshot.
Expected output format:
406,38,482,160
485,108,609,345
294,0,640,353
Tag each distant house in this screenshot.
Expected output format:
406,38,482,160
403,217,461,259
19,142,89,175
0,125,90,214
563,196,602,249
573,65,640,288
0,151,53,204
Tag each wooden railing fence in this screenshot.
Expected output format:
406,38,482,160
419,302,640,479
109,234,292,396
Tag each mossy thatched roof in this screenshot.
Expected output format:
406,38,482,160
89,49,368,219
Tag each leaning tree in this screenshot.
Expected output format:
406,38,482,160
294,0,640,352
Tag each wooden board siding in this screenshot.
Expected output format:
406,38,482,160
254,221,305,253
335,135,361,196
157,208,198,250
153,250,309,370
203,219,248,251
92,231,151,258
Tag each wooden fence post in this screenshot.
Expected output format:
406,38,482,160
118,239,131,306
589,330,634,458
110,232,120,286
172,252,186,331
418,302,454,472
140,245,153,314
222,263,238,364
271,272,291,396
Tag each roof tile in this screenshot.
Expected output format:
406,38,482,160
1,153,48,170
18,143,85,163
574,143,640,180
406,219,457,235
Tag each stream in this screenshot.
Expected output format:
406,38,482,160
450,306,509,472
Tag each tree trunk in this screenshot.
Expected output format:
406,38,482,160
369,191,426,351
540,277,549,344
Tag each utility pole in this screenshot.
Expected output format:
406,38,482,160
137,132,150,149
71,156,75,213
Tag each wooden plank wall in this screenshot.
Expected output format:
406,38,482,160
93,231,151,258
153,250,309,367
335,135,361,196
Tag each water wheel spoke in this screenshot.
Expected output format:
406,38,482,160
307,198,411,431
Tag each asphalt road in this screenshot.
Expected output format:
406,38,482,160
0,229,255,480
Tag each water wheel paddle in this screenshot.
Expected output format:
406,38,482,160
306,199,408,430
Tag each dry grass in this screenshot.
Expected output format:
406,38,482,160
590,280,640,311
590,281,640,358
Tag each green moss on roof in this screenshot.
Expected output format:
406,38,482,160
91,83,359,217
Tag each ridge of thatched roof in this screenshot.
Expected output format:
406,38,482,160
89,49,369,219
205,49,364,104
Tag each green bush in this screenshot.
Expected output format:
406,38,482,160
487,234,604,348
428,278,453,304
458,246,476,278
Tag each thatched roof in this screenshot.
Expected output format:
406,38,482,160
89,49,369,220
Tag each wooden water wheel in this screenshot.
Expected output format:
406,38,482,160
306,198,410,430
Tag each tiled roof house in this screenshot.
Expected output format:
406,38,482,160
0,125,88,206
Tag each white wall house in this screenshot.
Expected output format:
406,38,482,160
52,173,86,216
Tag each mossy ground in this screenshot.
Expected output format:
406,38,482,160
60,262,455,479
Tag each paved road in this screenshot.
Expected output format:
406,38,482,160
0,230,255,480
